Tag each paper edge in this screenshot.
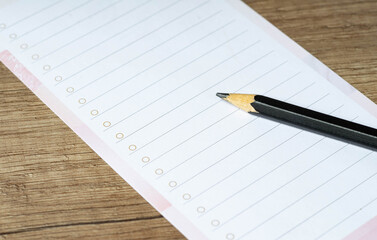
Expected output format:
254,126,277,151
224,0,377,239
225,0,377,119
0,50,207,240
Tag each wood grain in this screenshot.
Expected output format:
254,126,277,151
1,1,376,239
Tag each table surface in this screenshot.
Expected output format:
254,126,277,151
1,0,376,239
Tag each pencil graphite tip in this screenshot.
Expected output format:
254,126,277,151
216,92,229,99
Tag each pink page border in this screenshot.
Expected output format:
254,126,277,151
0,50,207,240
344,216,377,240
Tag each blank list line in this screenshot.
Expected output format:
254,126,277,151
141,107,237,166
4,0,62,29
156,117,258,179
103,39,264,140
83,11,226,110
104,31,248,131
42,0,152,61
170,124,281,192
60,0,209,87
314,195,377,240
274,153,375,240
202,99,341,218
145,60,288,171
219,144,348,233
175,80,329,196
187,131,302,204
140,69,297,167
127,45,269,153
50,0,185,74
28,0,124,49
17,0,93,39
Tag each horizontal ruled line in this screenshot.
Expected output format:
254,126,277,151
170,124,281,191
141,105,236,166
212,137,326,230
274,153,376,240
171,77,317,193
104,30,249,131
143,70,299,169
17,0,93,39
218,143,349,233
3,0,62,30
28,0,124,49
199,97,339,216
142,59,286,174
61,0,209,87
187,131,302,204
126,44,270,152
42,0,152,61
314,194,377,240
84,11,226,111
210,107,355,235
150,62,290,178
156,117,259,179
51,0,186,74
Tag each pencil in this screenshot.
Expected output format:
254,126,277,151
216,93,377,150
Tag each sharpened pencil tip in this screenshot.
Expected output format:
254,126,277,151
216,92,229,99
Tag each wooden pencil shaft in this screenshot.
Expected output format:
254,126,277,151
250,95,377,150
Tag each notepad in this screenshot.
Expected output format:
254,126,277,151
1,0,377,239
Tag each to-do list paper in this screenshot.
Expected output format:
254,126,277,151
0,0,377,239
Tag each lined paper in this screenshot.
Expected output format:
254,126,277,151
0,1,376,239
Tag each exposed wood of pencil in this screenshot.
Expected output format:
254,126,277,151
217,93,377,150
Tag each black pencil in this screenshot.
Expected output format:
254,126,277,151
216,93,377,150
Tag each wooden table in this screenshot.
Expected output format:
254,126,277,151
1,0,376,239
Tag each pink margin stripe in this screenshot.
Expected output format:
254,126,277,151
0,50,207,240
0,50,41,91
344,216,377,240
